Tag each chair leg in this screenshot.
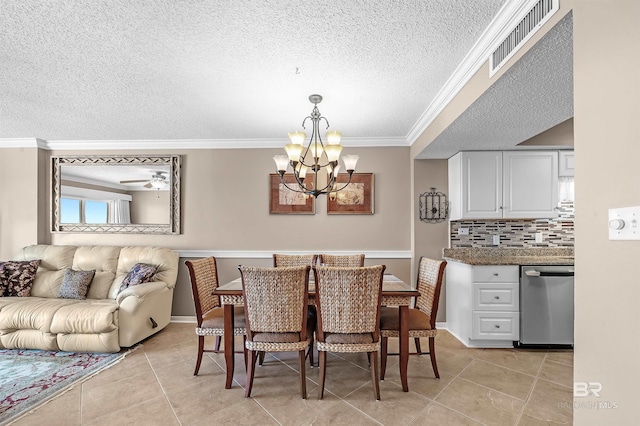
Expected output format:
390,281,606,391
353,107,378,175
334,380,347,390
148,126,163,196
380,336,388,380
243,336,249,371
258,351,265,366
370,350,381,400
194,335,205,376
245,350,258,398
307,337,315,367
298,350,307,399
215,335,221,351
429,336,440,379
318,351,327,400
415,337,422,354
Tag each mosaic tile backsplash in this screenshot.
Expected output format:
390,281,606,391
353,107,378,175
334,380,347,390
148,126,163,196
450,201,574,248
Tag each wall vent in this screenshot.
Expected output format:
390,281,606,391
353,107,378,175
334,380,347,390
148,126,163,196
489,0,559,77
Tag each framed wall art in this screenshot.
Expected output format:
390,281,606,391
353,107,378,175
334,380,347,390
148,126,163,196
269,174,315,214
327,173,374,215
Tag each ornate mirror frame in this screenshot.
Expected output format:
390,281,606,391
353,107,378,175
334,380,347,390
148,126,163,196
51,155,181,234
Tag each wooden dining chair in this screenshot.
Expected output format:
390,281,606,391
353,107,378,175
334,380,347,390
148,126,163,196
239,265,313,398
318,254,365,267
185,257,247,376
273,253,318,267
314,265,386,400
379,257,447,379
273,253,318,367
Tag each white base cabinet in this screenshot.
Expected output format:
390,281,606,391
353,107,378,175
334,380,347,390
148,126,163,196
446,261,519,348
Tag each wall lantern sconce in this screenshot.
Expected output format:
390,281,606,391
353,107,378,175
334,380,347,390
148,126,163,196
419,187,449,223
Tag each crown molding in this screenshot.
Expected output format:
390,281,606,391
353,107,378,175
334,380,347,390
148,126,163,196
0,138,48,149
1,136,409,151
405,0,540,144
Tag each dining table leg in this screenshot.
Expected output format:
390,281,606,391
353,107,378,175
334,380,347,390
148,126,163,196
399,304,409,392
223,304,235,389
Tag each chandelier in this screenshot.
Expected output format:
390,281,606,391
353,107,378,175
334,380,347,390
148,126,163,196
273,94,359,198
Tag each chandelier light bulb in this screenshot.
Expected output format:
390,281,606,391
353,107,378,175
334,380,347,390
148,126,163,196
273,155,289,172
324,144,343,162
288,131,306,145
326,131,342,145
342,154,359,172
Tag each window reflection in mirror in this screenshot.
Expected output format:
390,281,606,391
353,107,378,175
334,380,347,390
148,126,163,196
52,155,181,234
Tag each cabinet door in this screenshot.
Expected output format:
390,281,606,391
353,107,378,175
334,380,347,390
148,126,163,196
461,152,503,219
503,151,558,218
559,151,575,177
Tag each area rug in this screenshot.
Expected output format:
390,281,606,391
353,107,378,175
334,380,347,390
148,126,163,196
0,347,136,425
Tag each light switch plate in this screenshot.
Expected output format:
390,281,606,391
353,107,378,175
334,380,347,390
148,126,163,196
493,235,500,245
608,206,640,240
458,228,469,235
535,232,543,243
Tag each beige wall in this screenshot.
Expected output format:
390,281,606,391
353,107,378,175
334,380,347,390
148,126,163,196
130,190,169,224
0,146,412,316
573,0,639,424
413,159,450,321
518,118,574,146
0,148,42,257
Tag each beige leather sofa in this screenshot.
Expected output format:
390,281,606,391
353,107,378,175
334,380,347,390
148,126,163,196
0,245,178,352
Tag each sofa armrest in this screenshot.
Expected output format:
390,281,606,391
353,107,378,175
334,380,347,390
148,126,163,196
116,281,172,306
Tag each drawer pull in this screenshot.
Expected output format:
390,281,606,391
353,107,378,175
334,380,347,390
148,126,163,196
494,324,500,329
493,273,499,276
494,296,500,300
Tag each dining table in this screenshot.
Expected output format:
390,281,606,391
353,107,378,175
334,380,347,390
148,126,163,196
213,273,419,392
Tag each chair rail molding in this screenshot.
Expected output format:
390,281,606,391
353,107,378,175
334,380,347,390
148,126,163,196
176,250,412,259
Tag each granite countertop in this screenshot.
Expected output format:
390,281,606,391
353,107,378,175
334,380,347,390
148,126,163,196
442,248,574,266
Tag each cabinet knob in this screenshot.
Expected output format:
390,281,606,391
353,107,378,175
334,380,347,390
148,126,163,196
494,296,500,300
494,324,500,329
493,273,499,276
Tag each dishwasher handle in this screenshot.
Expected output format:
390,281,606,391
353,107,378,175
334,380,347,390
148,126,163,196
524,270,574,277
539,271,574,277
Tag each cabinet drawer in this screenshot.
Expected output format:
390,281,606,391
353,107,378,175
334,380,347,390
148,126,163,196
473,283,519,311
472,312,519,340
472,265,519,283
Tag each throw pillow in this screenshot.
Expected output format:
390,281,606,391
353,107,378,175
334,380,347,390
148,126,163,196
1,260,41,297
58,269,96,300
0,262,5,296
117,263,158,294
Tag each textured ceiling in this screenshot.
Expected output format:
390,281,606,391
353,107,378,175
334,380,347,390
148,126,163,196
0,0,507,142
416,12,574,159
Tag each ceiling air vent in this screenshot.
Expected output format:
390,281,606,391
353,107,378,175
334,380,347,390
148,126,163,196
490,0,559,77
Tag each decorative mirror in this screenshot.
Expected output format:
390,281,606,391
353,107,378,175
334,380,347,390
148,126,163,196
51,155,181,234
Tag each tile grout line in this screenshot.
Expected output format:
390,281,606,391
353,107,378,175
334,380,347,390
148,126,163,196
513,350,550,425
143,350,183,426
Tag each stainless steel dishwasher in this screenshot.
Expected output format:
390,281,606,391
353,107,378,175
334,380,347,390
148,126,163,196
519,265,574,347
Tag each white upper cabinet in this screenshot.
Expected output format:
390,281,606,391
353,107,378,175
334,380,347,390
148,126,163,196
559,151,575,177
449,151,560,220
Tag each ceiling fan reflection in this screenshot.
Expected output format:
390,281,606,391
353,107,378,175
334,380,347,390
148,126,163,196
120,171,168,189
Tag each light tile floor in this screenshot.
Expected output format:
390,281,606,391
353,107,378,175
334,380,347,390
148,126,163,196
11,323,573,425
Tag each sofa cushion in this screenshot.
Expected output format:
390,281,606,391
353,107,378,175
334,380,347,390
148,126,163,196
1,260,40,297
72,246,120,299
117,263,157,294
50,300,118,334
0,298,77,332
16,245,77,298
58,269,95,300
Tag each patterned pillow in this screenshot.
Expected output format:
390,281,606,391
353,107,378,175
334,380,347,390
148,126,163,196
58,269,95,300
0,262,5,296
1,260,41,297
117,263,158,294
